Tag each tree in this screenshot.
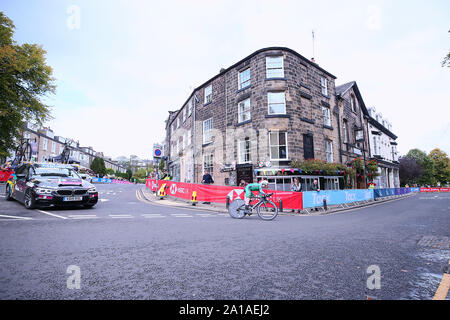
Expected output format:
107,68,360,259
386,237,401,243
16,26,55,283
0,12,55,159
399,157,423,186
90,157,106,176
428,148,450,186
159,158,165,171
404,148,435,185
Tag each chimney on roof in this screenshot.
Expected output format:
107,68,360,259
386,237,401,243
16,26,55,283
311,58,315,63
220,68,226,73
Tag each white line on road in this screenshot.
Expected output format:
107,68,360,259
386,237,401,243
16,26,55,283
0,214,33,220
170,214,193,218
68,215,98,219
36,209,68,219
109,215,133,219
142,214,165,218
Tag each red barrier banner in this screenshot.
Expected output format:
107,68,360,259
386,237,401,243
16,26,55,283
420,188,450,192
146,179,159,192
145,179,303,210
0,170,13,182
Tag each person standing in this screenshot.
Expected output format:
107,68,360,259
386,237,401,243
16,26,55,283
312,179,320,211
201,170,214,204
290,178,302,213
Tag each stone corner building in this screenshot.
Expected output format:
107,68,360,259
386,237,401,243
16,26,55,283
164,47,399,190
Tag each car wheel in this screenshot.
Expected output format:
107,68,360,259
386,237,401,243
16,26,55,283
24,190,36,210
5,184,13,201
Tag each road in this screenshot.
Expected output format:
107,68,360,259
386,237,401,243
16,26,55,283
0,183,449,300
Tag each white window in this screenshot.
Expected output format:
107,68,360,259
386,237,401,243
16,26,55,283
351,95,357,112
238,98,251,123
325,141,333,162
373,136,379,155
269,131,288,160
51,141,56,153
238,68,251,89
343,120,348,143
266,56,284,78
182,134,185,150
43,138,48,151
176,140,179,154
183,108,186,122
203,153,214,174
238,138,251,163
188,101,192,117
203,118,213,144
322,107,331,126
204,85,212,104
187,129,191,145
24,132,31,139
268,92,286,115
320,77,328,96
177,117,180,128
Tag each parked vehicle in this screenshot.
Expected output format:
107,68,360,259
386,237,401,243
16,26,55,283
5,162,98,209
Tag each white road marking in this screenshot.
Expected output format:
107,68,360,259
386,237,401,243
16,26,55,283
171,214,193,218
0,214,33,220
109,214,133,219
142,214,165,218
36,209,68,219
68,215,98,219
99,199,109,202
196,213,216,217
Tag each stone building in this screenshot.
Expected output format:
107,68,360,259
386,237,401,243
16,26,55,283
335,81,371,188
166,47,344,190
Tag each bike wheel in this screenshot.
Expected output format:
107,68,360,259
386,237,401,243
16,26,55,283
228,199,245,219
23,142,32,162
257,200,278,221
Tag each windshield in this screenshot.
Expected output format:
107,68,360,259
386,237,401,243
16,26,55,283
31,166,81,178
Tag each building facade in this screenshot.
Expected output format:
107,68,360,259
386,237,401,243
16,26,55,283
366,107,400,188
166,47,343,191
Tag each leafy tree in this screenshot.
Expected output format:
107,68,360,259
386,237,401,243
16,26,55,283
90,157,106,176
428,148,450,186
399,157,423,186
126,168,132,180
0,12,55,159
158,159,165,171
105,168,115,175
404,148,435,185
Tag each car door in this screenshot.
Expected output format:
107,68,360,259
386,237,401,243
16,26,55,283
14,165,29,203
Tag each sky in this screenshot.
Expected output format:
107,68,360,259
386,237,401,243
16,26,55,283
2,0,450,159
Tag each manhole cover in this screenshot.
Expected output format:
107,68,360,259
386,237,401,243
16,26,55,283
417,236,450,250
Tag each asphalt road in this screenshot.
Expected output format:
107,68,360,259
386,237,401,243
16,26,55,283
0,183,449,300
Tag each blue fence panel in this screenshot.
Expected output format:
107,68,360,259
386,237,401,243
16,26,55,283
411,188,420,193
91,178,112,183
302,189,374,208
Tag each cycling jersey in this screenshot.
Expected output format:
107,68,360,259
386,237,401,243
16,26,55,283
244,183,267,198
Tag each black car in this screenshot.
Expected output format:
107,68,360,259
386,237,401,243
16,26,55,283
5,163,98,209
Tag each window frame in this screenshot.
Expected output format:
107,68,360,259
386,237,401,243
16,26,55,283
267,92,286,115
203,153,214,175
238,137,251,164
238,68,251,90
203,118,213,144
322,106,331,126
320,77,328,96
269,131,288,161
238,98,251,123
204,85,212,104
266,56,284,78
325,140,333,162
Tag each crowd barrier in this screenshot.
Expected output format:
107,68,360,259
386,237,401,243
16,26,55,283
302,189,374,208
145,179,423,210
0,170,13,182
145,179,303,210
92,178,133,184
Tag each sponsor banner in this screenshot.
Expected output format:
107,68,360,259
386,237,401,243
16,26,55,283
302,189,374,208
0,170,13,182
146,179,159,192
145,179,303,210
420,188,450,192
410,188,420,193
92,178,133,184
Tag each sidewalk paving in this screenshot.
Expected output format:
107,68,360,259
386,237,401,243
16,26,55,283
140,186,417,216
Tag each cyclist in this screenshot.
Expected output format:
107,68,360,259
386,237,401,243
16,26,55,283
244,179,269,214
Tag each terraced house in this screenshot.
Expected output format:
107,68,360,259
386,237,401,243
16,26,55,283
166,47,345,190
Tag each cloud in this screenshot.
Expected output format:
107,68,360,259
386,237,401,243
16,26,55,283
366,5,382,31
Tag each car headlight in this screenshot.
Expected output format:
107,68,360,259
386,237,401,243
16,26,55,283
36,188,53,194
88,187,97,193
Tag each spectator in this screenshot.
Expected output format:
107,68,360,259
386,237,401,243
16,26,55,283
311,179,320,211
202,170,214,204
290,178,302,213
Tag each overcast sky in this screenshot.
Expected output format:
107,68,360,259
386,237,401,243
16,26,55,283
3,0,450,159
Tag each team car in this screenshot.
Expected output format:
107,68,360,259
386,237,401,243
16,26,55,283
5,163,98,209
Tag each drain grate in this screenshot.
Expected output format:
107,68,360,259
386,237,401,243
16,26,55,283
417,236,450,250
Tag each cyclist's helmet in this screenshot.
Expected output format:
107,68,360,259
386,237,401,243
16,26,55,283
260,180,269,187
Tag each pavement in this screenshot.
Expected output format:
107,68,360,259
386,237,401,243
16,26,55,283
0,183,449,300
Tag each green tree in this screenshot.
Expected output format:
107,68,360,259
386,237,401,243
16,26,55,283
0,12,55,159
90,157,106,176
158,159,165,171
428,148,450,186
405,148,435,185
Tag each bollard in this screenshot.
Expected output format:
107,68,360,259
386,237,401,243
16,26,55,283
279,199,283,212
323,199,328,211
226,196,230,209
191,191,198,206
